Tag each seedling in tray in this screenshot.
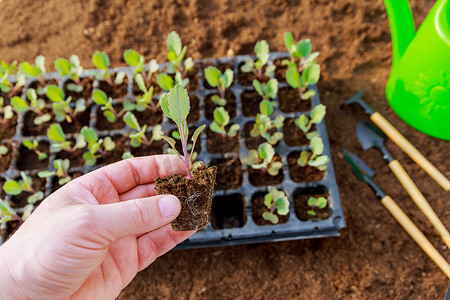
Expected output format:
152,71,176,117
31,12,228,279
124,111,162,148
155,84,217,231
253,78,278,102
295,103,326,140
54,55,84,92
81,126,116,166
11,88,52,125
47,85,86,123
126,73,159,112
240,40,275,80
262,187,290,224
165,31,194,78
156,72,188,92
307,196,328,216
0,97,14,128
209,107,240,140
0,60,26,96
123,49,159,84
38,159,72,186
251,99,284,145
204,66,234,106
19,55,46,86
93,89,127,122
244,142,283,176
22,139,49,161
91,51,126,86
297,136,329,171
47,123,85,153
0,199,21,224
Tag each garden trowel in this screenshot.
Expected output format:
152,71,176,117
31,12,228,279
343,148,450,279
356,121,450,249
343,90,450,191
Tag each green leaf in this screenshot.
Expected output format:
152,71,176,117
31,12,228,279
38,152,48,160
123,111,140,130
316,197,328,209
35,56,46,73
310,104,326,124
253,79,263,96
259,99,274,116
103,110,116,123
122,151,134,159
227,124,240,137
114,71,126,85
254,40,269,66
309,155,329,169
10,96,29,112
240,59,254,73
211,95,227,106
103,136,116,151
27,88,37,102
205,67,221,88
54,58,71,76
58,177,72,186
123,49,144,68
171,130,181,140
34,114,52,125
213,107,229,127
264,192,274,208
184,57,194,71
92,51,110,70
307,210,317,216
83,151,97,166
67,83,83,93
46,85,65,103
267,79,278,99
302,64,320,85
258,142,275,162
148,59,159,73
81,126,99,144
156,73,174,92
284,32,295,53
47,124,66,143
27,191,44,204
0,145,8,155
3,105,13,120
20,62,41,78
301,90,316,100
223,69,234,88
160,134,178,153
310,136,324,156
276,197,290,215
38,170,55,178
191,125,205,144
296,39,312,58
295,114,309,133
167,31,182,56
243,150,259,166
286,67,301,89
3,180,22,195
75,98,86,113
135,73,147,93
209,122,225,135
161,84,190,126
297,151,310,167
262,212,279,224
268,161,283,176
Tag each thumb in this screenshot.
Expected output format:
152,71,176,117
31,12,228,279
93,195,181,241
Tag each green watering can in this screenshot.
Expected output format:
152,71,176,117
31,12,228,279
383,0,450,140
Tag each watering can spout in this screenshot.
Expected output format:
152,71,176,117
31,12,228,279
383,0,416,68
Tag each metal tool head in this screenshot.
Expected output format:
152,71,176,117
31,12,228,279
343,148,375,180
356,121,387,150
342,90,375,115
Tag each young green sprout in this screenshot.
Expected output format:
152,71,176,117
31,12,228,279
307,196,328,216
160,84,205,179
0,199,21,225
81,126,116,166
126,73,159,112
209,107,240,140
46,85,86,123
38,159,72,186
54,55,84,92
283,33,321,101
251,99,284,145
19,55,46,85
297,136,329,171
204,66,234,106
243,142,283,176
262,187,290,224
47,123,85,153
253,78,278,101
240,40,275,80
93,89,127,122
124,111,162,148
123,49,159,83
166,31,194,78
0,145,8,156
22,139,48,160
11,88,52,125
156,72,188,92
0,60,26,96
92,51,126,86
295,104,326,140
0,97,14,128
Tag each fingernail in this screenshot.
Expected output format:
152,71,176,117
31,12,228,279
158,196,180,217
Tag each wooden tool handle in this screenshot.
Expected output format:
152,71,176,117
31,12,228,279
371,112,450,191
381,195,450,279
389,160,450,249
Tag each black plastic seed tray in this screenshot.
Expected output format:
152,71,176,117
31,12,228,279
0,52,345,248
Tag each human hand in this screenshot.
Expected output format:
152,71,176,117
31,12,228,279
0,155,195,300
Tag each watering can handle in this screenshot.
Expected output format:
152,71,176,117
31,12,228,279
370,112,450,191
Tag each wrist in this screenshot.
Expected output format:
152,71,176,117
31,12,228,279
0,244,28,299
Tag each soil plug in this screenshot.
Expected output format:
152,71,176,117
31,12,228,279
155,84,217,231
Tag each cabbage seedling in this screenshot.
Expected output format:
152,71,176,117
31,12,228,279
159,84,205,179
307,196,328,216
19,55,46,85
91,51,126,86
243,142,283,176
125,73,159,112
250,100,284,145
81,126,116,166
209,107,240,139
123,111,162,148
47,123,85,153
0,97,14,128
253,78,278,101
262,187,290,224
123,49,159,83
11,88,52,125
166,31,194,77
54,55,84,92
93,89,127,122
22,139,48,160
297,136,329,171
283,32,320,70
0,199,21,225
204,67,233,106
38,159,72,186
286,63,320,101
2,171,45,220
240,40,275,80
156,72,188,92
47,85,86,123
295,104,326,140
0,60,26,95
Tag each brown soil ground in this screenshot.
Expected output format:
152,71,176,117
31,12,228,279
1,0,449,299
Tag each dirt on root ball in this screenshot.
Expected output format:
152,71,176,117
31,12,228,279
96,135,128,165
155,164,217,231
202,62,235,89
208,156,243,190
283,118,311,147
237,62,270,86
0,113,18,140
243,121,278,150
21,109,53,137
11,176,46,208
288,152,325,182
240,90,263,117
95,104,126,131
28,79,59,103
97,73,129,99
252,191,289,226
206,128,240,154
0,143,13,173
294,192,330,222
63,77,94,101
248,155,284,187
278,87,312,113
204,90,236,120
16,141,50,170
